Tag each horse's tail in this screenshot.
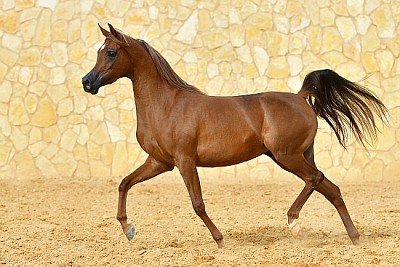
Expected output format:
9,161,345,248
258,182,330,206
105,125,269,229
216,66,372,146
298,69,388,148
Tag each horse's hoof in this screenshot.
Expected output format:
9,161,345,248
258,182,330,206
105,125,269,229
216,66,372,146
124,224,135,241
288,219,301,238
351,236,360,245
216,239,225,249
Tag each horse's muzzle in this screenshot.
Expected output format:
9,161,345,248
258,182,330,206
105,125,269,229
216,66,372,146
82,72,100,95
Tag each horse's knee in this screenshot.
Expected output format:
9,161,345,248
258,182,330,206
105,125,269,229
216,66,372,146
193,201,206,216
119,178,131,192
311,171,324,187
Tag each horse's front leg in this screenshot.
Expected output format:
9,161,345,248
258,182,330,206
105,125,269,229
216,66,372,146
177,159,224,248
117,156,173,240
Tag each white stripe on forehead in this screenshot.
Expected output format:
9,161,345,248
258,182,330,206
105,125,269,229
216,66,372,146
99,43,106,51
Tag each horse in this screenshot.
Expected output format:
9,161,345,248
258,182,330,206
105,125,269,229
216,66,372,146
82,24,388,248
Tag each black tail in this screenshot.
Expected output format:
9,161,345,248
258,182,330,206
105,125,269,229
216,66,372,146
299,69,388,148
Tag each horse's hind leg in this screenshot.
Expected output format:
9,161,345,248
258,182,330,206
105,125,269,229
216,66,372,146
273,153,359,244
117,156,173,240
314,178,360,245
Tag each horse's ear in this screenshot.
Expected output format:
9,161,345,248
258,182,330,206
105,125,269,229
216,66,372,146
98,24,110,37
108,23,129,46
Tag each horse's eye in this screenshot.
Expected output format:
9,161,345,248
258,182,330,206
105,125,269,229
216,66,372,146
107,49,116,57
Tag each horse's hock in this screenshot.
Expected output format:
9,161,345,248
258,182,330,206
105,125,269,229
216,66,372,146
1,1,399,181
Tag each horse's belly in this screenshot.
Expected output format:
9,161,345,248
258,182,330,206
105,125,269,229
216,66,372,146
196,137,266,167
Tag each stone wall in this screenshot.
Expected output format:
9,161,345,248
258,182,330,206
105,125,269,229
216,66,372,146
0,0,399,182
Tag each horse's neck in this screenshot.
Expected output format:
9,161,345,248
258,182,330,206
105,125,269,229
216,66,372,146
132,77,176,122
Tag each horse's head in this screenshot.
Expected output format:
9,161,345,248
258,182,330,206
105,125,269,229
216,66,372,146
82,24,132,95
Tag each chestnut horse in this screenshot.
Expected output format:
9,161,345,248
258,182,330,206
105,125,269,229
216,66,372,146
82,24,387,248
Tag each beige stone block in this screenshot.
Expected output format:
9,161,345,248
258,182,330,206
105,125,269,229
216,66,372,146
52,20,68,42
336,17,357,42
2,0,15,10
49,67,66,85
375,126,396,151
36,155,58,177
319,8,335,27
29,127,41,144
27,141,47,157
73,144,88,163
245,28,265,47
266,56,289,79
361,52,379,73
31,96,57,127
90,122,110,145
320,51,347,69
20,19,37,41
371,4,395,38
315,150,333,169
0,47,18,67
87,140,101,160
384,160,400,181
241,1,258,18
0,11,18,33
243,63,259,79
175,10,198,44
112,142,128,177
336,61,366,82
101,143,115,165
305,26,322,53
236,45,252,63
75,161,90,178
90,160,110,178
126,8,150,25
32,9,51,46
205,76,224,95
321,27,342,53
0,33,20,52
10,126,29,151
218,62,232,80
52,42,68,67
106,120,126,142
19,47,41,66
105,109,119,125
15,151,41,179
68,19,81,43
203,28,229,50
266,31,288,56
60,129,78,152
0,141,13,166
381,76,399,93
9,97,29,126
15,0,34,10
361,27,380,52
41,143,58,160
54,1,75,20
356,15,372,35
0,80,12,102
19,67,34,86
74,95,88,114
42,125,60,144
375,50,394,77
57,98,73,117
343,38,361,62
207,63,219,79
364,158,384,181
82,15,100,47
29,81,47,96
289,32,306,54
0,114,11,137
0,62,8,84
213,44,236,63
229,24,245,48
24,93,38,114
53,150,77,177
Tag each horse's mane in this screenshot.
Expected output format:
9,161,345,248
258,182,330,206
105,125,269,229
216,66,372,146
135,39,206,95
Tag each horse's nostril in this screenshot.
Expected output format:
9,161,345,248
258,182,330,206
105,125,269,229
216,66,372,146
82,76,91,90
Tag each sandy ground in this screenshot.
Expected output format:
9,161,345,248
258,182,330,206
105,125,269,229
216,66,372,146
1,174,399,266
